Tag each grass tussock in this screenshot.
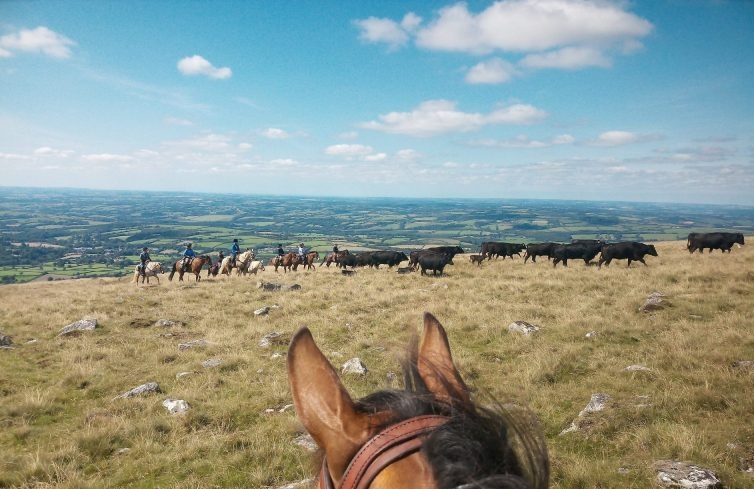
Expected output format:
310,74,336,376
1,240,753,488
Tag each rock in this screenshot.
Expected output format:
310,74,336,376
640,292,669,313
259,331,288,348
654,460,723,488
113,382,160,400
154,319,180,328
0,334,12,346
341,269,356,276
175,371,196,379
202,358,222,368
732,360,754,372
276,478,315,489
560,393,610,435
270,352,284,359
26,338,37,344
508,321,540,336
293,433,318,452
254,306,270,316
178,339,209,351
342,358,368,376
257,281,301,291
397,267,413,274
58,319,97,337
585,331,598,338
162,399,191,415
625,364,653,372
279,403,294,413
115,448,131,456
617,467,631,475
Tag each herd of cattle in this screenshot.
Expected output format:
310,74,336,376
317,231,745,276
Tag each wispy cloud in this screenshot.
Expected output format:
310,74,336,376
0,26,76,59
261,128,290,140
164,117,193,127
466,134,574,148
177,55,232,80
589,131,661,147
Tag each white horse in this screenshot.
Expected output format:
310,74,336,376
247,260,265,275
132,261,165,285
220,249,255,276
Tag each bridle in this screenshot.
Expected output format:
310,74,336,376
318,415,449,489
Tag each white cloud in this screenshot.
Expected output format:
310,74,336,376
82,153,135,162
396,149,422,161
261,128,290,139
325,144,375,157
520,46,611,69
465,58,518,84
0,26,75,59
338,131,359,140
354,13,422,50
238,142,253,151
34,147,75,157
164,117,193,126
361,99,546,137
467,133,574,148
165,133,232,152
0,152,31,160
365,152,388,162
589,131,644,147
415,0,652,54
269,158,299,167
177,55,232,80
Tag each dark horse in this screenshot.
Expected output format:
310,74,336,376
320,250,350,268
288,312,549,489
168,255,211,282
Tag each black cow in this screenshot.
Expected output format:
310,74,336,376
480,242,526,260
598,242,658,267
552,242,603,267
339,252,374,269
409,246,463,269
571,239,606,246
687,232,745,254
418,252,453,276
523,242,558,263
368,250,409,268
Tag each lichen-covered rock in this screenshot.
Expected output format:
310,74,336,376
201,358,222,368
624,364,653,372
0,333,12,346
654,460,723,488
254,306,270,316
293,433,318,452
732,360,754,372
58,319,97,336
257,281,301,291
640,292,669,313
178,339,209,350
560,393,610,435
113,382,160,400
162,399,191,415
342,357,368,376
508,321,540,336
259,331,288,348
154,319,180,328
175,371,196,379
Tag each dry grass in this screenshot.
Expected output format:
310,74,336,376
1,240,753,488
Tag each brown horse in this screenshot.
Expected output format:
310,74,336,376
320,250,350,268
288,312,549,489
302,251,319,270
272,252,301,273
168,255,211,282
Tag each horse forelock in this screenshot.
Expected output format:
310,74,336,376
352,351,548,489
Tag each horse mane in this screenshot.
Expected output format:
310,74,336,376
352,338,549,489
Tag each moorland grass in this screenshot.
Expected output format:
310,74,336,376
1,240,753,488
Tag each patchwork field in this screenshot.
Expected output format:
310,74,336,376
1,240,753,488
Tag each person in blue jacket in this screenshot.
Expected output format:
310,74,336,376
230,238,241,268
181,243,196,272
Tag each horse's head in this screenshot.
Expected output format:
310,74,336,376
288,313,548,489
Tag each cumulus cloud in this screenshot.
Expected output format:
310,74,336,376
360,100,546,137
354,13,423,50
177,55,232,79
325,144,375,158
465,58,518,84
0,26,75,59
520,46,611,69
589,131,661,147
261,128,290,139
82,153,135,162
338,131,359,140
467,133,574,148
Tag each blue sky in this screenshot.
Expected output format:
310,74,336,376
1,0,753,204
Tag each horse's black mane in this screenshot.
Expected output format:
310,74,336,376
353,343,549,489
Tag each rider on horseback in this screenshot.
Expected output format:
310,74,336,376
181,243,196,272
230,239,240,268
276,244,285,265
139,247,150,277
298,243,307,263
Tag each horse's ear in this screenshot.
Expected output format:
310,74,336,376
418,312,470,405
288,328,370,485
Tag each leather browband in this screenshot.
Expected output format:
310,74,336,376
319,415,450,489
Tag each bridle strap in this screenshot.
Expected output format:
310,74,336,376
319,415,449,489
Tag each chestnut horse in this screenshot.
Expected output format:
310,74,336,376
288,312,549,489
132,262,164,285
320,250,350,268
168,255,211,282
301,251,319,271
271,252,301,273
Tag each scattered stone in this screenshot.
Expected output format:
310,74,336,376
732,360,754,372
617,467,631,475
254,306,270,316
257,281,302,291
271,352,284,359
264,403,295,415
25,338,37,344
275,478,315,489
640,292,669,313
508,321,540,336
58,319,97,337
113,382,160,400
0,334,12,346
279,403,294,413
154,319,180,328
341,269,356,276
342,357,368,376
175,371,196,379
397,267,413,274
178,339,209,351
259,331,288,348
689,315,703,320
293,433,318,452
202,358,222,368
585,331,598,338
654,460,722,488
115,448,131,456
329,351,344,358
560,393,610,435
625,364,653,372
162,399,191,415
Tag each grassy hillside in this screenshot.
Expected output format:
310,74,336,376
1,240,753,488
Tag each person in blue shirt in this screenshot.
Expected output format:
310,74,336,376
139,247,150,277
181,243,196,272
230,239,241,268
